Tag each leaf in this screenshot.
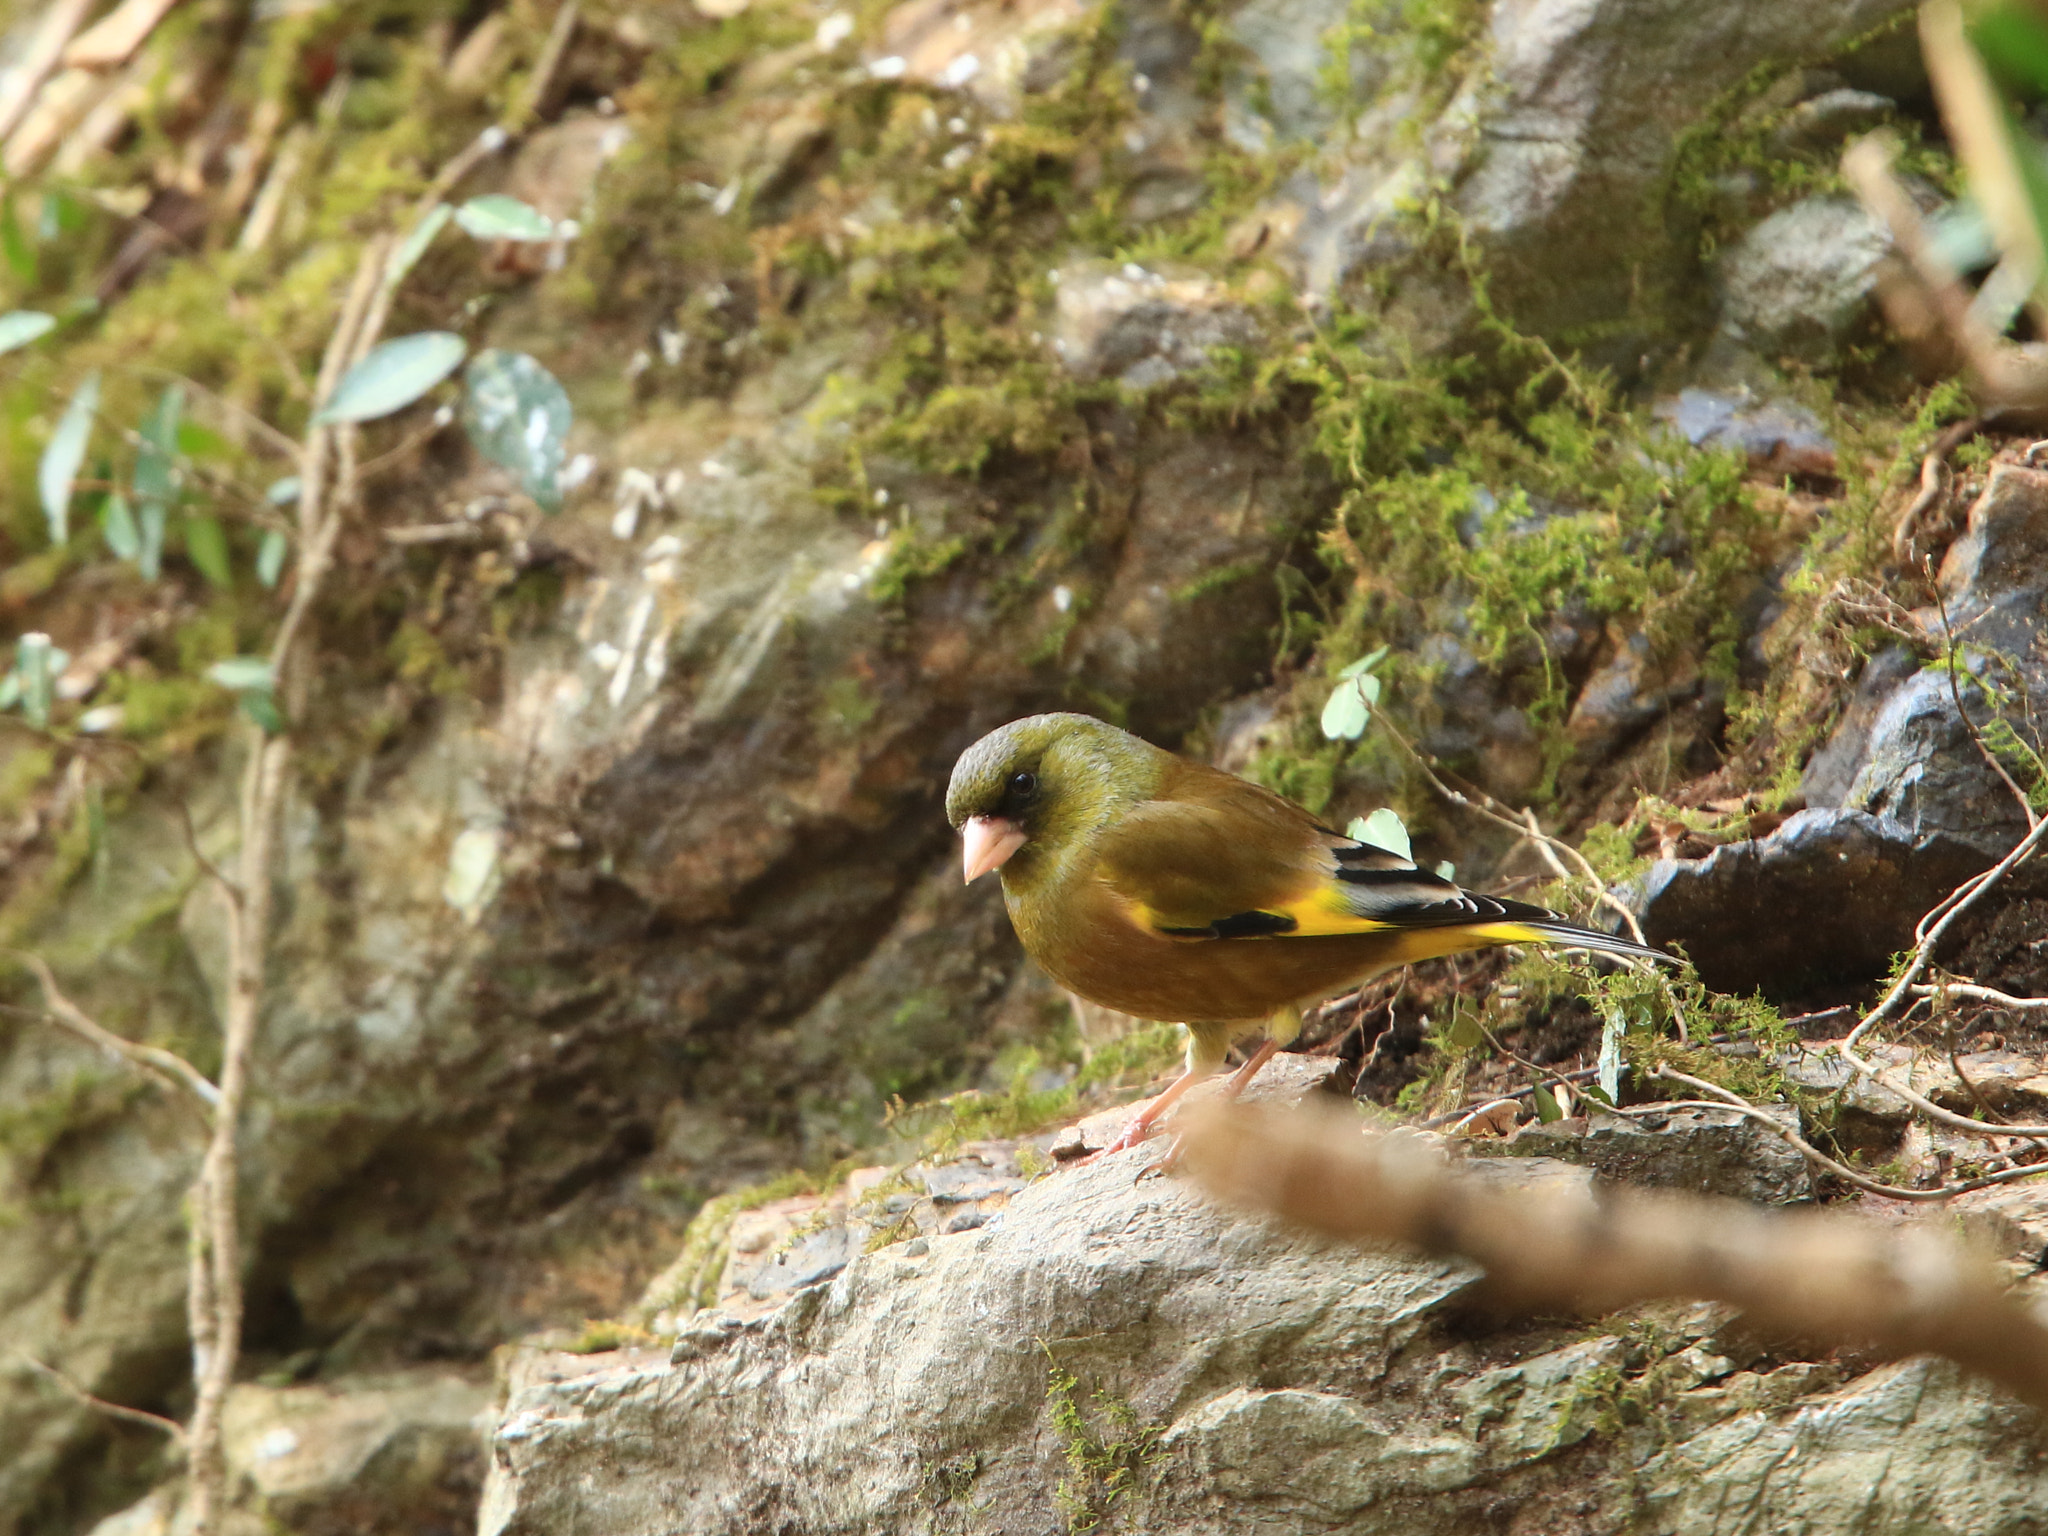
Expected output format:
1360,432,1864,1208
207,656,275,690
176,421,227,460
0,310,55,355
1349,807,1413,860
239,687,284,734
1446,1006,1486,1053
314,332,467,425
134,383,182,504
39,370,99,545
257,529,288,588
1,198,33,284
265,475,302,505
137,501,165,582
461,348,573,512
15,633,53,728
1598,1005,1624,1105
100,491,140,561
387,202,454,288
1434,860,1456,880
1337,644,1389,680
1971,1,2048,95
1924,199,1998,273
454,194,555,242
1530,1079,1562,1124
1319,674,1379,740
183,514,231,587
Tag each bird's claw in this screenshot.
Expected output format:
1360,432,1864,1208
1133,1136,1185,1183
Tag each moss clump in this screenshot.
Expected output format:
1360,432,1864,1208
1042,1345,1166,1534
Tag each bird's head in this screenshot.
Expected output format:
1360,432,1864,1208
945,713,1161,886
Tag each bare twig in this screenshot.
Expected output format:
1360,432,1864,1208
1913,980,2048,1011
1180,1099,2048,1412
14,1349,189,1446
0,0,98,144
2,950,218,1111
1834,816,2048,1148
1648,1064,2048,1202
1932,576,2040,832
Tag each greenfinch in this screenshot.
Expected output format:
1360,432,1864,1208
945,712,1672,1155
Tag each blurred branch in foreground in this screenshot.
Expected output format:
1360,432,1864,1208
1177,1100,2048,1415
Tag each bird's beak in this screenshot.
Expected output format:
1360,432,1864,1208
961,815,1028,883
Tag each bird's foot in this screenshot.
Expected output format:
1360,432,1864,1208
1076,1113,1161,1167
1133,1136,1185,1183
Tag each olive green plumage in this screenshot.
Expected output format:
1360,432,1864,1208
947,712,1669,1080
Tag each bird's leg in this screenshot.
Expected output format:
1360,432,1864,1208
1220,1037,1281,1101
1083,1021,1235,1162
1087,1065,1210,1159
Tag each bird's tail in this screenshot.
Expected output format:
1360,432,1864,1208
1482,913,1676,967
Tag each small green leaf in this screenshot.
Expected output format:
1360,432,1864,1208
454,194,556,242
0,310,55,355
183,514,231,587
461,348,573,512
314,332,467,424
176,421,227,460
388,202,454,285
257,529,288,588
238,686,284,734
1351,807,1412,860
264,475,302,505
1972,1,2048,95
1337,644,1389,680
137,501,165,581
100,491,140,561
16,633,53,728
1320,675,1376,740
39,370,99,545
1579,1083,1615,1109
1445,1006,1486,1053
1530,1079,1562,1123
134,383,182,504
206,656,275,690
1,198,34,283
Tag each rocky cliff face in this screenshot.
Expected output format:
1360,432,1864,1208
6,0,2042,1525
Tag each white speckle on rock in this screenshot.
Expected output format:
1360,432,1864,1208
254,1427,300,1462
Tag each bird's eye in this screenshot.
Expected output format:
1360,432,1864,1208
1007,771,1037,799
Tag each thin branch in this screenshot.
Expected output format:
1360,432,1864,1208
1932,575,2040,832
13,1350,189,1447
2,950,218,1111
1648,1064,2047,1202
1914,980,2048,1011
1181,1099,2048,1413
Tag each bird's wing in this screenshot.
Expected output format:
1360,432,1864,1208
1091,764,1529,941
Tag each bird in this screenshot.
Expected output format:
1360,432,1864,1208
944,712,1674,1158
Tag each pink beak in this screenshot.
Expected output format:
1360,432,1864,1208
961,815,1028,883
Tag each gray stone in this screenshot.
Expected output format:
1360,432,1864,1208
1717,195,1891,362
1049,260,1259,388
1653,387,1839,479
1471,1104,1813,1204
1639,1358,2048,1533
1634,807,1990,997
1770,87,1895,155
221,1369,490,1534
1450,0,1913,336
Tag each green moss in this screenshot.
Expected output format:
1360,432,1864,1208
868,532,969,606
0,745,55,819
1042,1344,1166,1534
562,1318,657,1354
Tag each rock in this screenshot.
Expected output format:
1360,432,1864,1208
1450,0,1914,337
1565,630,1702,762
222,1369,491,1535
1653,387,1839,479
482,1146,2038,1534
1049,260,1259,389
874,0,1090,115
1777,1045,1914,1158
1054,1051,1351,1156
1717,196,1891,362
1800,645,1918,808
1634,808,1990,997
1954,1180,2048,1263
1639,1358,2048,1533
1807,462,2048,863
1469,1103,1813,1205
